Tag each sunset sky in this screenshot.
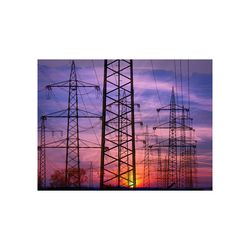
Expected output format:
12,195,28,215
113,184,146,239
38,59,212,189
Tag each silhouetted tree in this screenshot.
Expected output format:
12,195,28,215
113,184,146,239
49,168,87,188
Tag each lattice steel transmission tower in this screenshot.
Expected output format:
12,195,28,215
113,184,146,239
64,61,80,186
153,87,197,189
179,106,187,189
185,110,197,189
166,88,178,188
38,116,63,189
89,162,94,188
155,135,163,189
43,60,100,188
143,125,151,188
154,87,188,189
100,60,136,189
154,87,179,189
38,116,46,189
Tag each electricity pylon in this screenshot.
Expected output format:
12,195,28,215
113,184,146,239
153,87,197,189
143,125,151,188
42,60,101,188
166,88,178,188
38,116,63,189
38,116,46,189
100,60,136,189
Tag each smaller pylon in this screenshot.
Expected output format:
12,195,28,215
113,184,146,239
89,162,94,188
143,125,151,188
167,87,178,189
155,135,163,189
153,87,191,189
179,105,187,189
38,116,47,189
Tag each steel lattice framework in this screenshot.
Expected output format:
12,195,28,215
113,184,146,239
38,116,46,189
88,162,94,188
153,87,196,189
166,88,178,188
120,90,132,187
143,125,151,188
64,61,81,186
155,135,163,188
41,60,101,188
38,117,63,190
185,110,197,189
179,106,187,189
100,60,136,189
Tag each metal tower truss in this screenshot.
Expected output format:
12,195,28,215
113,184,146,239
38,116,46,189
143,125,151,188
154,135,164,189
166,88,178,189
38,116,63,189
179,106,187,189
89,162,94,188
42,60,101,188
100,60,136,189
153,87,196,189
185,112,197,189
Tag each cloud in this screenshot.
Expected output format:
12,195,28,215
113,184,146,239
195,126,212,142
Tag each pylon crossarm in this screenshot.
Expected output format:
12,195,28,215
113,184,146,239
46,80,99,89
153,123,168,130
157,104,187,112
46,80,70,89
45,109,101,118
77,80,100,89
153,125,193,130
41,137,100,149
77,109,101,118
43,138,66,147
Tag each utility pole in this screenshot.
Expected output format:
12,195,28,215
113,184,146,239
100,60,136,189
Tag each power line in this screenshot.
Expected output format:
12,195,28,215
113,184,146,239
92,60,101,88
150,60,162,106
180,60,184,106
174,60,179,104
51,89,64,110
78,87,100,146
187,60,190,109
